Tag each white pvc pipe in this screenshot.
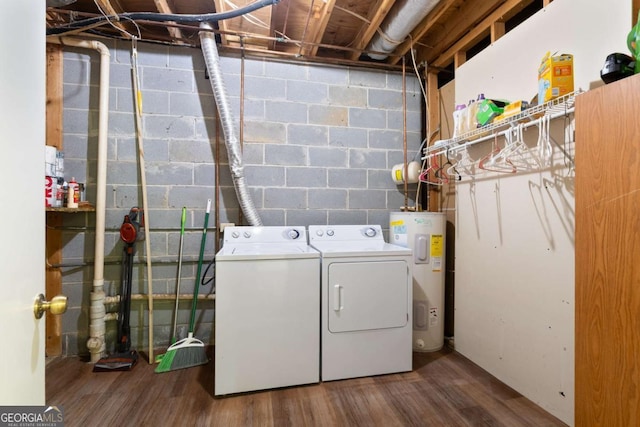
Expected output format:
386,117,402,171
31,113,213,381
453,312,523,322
48,37,110,363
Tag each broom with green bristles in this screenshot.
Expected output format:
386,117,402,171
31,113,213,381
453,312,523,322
155,200,211,373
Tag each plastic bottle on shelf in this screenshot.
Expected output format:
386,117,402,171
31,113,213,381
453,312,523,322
55,151,64,178
452,104,466,139
465,99,475,134
68,177,79,208
474,93,485,129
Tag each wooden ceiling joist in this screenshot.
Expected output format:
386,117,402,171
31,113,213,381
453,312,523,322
348,0,397,61
431,0,535,68
153,0,184,42
304,0,337,57
388,0,459,65
94,0,129,35
419,0,505,66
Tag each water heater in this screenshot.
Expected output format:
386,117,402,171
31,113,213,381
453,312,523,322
390,212,446,352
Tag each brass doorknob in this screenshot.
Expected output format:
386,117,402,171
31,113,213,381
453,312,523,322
34,294,67,319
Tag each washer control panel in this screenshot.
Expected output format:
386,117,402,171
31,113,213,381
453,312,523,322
223,226,306,244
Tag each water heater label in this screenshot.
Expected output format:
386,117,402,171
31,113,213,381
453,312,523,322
431,235,443,271
429,307,439,326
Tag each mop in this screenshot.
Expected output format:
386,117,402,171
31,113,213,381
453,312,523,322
94,209,141,372
155,201,211,373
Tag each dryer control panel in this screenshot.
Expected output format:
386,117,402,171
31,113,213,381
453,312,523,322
308,225,384,242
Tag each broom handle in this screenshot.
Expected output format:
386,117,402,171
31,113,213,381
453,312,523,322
172,207,187,342
189,199,211,334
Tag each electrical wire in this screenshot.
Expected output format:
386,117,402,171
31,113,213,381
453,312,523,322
93,0,141,39
47,0,280,35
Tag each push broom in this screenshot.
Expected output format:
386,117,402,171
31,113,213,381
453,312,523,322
155,200,211,373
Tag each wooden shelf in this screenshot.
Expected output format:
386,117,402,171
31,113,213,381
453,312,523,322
46,203,95,213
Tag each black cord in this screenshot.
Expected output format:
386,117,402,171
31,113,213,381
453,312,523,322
200,258,215,290
47,0,280,35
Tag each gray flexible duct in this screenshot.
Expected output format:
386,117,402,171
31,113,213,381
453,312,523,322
199,23,262,226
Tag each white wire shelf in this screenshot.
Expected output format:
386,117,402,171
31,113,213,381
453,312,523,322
425,90,582,158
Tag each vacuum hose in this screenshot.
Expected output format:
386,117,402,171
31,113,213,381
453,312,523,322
199,23,262,226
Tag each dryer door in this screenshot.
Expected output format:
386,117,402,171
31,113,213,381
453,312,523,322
328,260,409,333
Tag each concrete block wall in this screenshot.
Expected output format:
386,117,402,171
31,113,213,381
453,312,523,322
58,39,423,356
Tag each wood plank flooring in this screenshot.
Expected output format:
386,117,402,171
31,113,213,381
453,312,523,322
46,347,567,426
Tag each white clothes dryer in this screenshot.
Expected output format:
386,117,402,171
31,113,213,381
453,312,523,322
214,226,320,396
308,225,413,381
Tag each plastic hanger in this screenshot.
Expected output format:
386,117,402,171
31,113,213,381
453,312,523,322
478,133,517,174
419,155,448,185
442,148,462,181
535,114,553,167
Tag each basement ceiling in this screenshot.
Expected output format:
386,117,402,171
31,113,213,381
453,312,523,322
46,0,541,70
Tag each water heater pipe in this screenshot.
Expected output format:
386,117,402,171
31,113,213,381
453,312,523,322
199,23,262,226
48,37,110,363
367,0,441,60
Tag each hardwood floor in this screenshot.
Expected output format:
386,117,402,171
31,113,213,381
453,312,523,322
46,347,567,426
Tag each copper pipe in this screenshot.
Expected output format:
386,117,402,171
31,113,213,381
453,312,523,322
402,55,408,210
238,37,245,226
215,114,221,253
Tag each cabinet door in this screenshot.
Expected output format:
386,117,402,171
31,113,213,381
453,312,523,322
575,74,640,426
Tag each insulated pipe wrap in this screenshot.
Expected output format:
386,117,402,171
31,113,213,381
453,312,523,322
199,23,262,226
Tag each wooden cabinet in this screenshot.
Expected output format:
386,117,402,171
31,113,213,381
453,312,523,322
575,73,640,426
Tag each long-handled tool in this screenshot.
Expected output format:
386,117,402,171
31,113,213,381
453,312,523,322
155,200,210,373
155,207,186,365
94,208,141,372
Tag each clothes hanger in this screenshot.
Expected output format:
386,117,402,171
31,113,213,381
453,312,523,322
443,147,462,181
478,132,517,174
449,147,476,178
419,155,448,185
437,148,459,182
535,114,553,167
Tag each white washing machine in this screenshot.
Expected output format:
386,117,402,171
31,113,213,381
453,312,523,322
308,224,413,381
214,226,320,396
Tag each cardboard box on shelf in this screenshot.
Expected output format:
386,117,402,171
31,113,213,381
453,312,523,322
538,52,573,104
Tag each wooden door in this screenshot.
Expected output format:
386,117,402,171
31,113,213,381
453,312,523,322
0,1,47,404
575,73,640,426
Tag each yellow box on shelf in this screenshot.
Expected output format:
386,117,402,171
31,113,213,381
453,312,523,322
538,52,573,104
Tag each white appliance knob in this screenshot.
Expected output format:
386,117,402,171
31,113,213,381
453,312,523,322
243,231,251,238
326,229,334,236
288,229,301,240
365,227,377,237
231,231,240,238
316,230,324,237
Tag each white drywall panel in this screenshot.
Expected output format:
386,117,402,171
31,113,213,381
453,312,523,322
453,0,631,425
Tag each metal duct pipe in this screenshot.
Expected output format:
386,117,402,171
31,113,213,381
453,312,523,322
367,0,441,60
199,23,262,226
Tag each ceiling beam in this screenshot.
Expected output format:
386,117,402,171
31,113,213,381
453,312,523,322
94,0,129,35
419,0,507,65
348,0,397,61
306,0,337,56
213,0,230,45
153,0,184,42
431,0,534,68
